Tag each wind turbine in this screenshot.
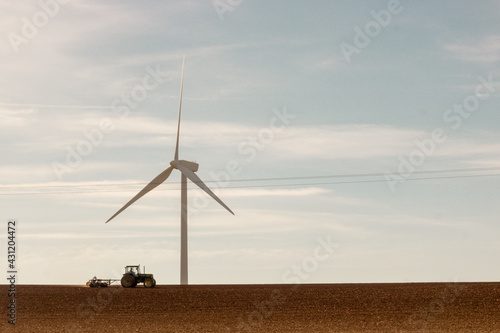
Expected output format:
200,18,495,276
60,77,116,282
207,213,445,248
106,57,234,285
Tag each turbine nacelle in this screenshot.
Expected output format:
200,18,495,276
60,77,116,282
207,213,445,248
170,160,199,172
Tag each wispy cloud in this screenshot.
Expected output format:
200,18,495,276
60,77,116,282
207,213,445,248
0,102,111,109
0,107,37,126
273,125,421,159
222,187,330,197
444,36,500,63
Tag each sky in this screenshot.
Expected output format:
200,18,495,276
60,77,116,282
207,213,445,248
1,0,499,285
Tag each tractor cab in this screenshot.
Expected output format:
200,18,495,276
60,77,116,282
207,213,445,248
124,265,141,276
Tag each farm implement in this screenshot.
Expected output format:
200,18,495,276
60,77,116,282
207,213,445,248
86,264,156,288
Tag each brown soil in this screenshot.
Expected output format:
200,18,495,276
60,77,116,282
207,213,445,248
1,282,499,332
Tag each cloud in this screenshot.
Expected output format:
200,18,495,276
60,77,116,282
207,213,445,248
222,187,330,197
21,232,170,240
4,111,500,185
0,107,37,127
0,164,55,184
444,36,500,63
114,43,251,68
270,124,424,159
0,180,331,200
0,102,111,109
437,141,500,157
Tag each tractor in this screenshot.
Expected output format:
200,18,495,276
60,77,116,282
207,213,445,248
121,264,156,288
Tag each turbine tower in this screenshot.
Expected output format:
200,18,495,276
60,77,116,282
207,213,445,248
106,57,234,285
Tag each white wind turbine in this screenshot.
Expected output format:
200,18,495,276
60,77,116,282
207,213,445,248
106,57,234,285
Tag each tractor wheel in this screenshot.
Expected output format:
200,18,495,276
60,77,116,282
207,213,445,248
100,283,108,288
86,281,91,287
121,274,137,288
152,279,156,288
144,277,155,288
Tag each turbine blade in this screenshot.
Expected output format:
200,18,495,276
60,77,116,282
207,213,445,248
106,166,175,223
176,164,235,215
174,56,185,161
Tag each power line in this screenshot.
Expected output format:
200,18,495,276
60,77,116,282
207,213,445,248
1,170,500,196
1,166,500,190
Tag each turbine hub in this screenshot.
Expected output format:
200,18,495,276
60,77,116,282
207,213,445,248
171,160,199,172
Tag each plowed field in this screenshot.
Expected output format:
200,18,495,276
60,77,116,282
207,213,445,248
1,282,499,332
